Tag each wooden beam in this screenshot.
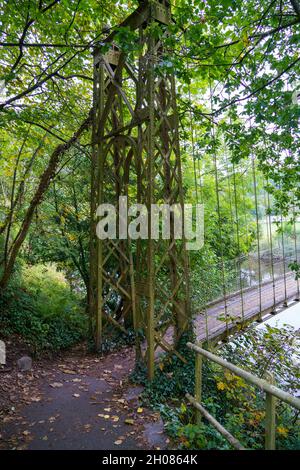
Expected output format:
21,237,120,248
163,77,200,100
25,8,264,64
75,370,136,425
187,342,300,410
186,394,246,450
105,2,150,44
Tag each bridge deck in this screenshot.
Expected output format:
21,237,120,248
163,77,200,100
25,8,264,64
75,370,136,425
195,274,300,342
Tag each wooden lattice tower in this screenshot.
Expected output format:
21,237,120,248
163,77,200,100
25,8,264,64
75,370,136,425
90,0,191,379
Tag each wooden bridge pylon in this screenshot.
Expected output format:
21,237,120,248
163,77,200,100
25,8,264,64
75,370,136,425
90,0,191,378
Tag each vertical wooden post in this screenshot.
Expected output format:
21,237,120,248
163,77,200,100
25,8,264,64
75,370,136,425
91,47,104,352
94,57,105,352
129,247,141,361
265,372,276,450
170,73,191,337
194,345,202,425
89,48,98,337
146,22,155,381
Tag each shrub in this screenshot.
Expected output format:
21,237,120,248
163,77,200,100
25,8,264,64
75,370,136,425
0,264,88,353
133,326,300,450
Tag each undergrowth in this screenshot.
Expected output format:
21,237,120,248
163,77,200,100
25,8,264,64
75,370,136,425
130,327,300,450
0,264,88,354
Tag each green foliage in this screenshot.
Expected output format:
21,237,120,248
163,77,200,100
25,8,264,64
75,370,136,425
131,331,196,403
1,0,298,298
133,326,300,450
222,325,300,395
22,264,81,317
178,424,207,449
0,264,88,353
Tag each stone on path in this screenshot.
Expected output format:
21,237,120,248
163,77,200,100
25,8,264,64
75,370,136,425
17,356,32,372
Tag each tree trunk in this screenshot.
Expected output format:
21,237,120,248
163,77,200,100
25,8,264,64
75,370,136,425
0,111,92,290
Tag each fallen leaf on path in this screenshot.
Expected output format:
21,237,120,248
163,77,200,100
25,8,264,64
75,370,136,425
62,369,77,375
125,419,134,425
73,393,80,398
90,395,98,400
114,440,123,445
50,382,63,388
31,396,41,402
137,407,143,413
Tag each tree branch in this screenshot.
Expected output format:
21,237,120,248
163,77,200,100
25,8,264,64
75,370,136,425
213,57,300,116
0,109,92,289
290,0,300,19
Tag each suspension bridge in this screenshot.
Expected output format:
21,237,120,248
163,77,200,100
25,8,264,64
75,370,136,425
90,0,300,378
196,272,299,343
1,0,300,454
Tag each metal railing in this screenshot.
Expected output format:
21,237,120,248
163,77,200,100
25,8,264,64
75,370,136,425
186,342,300,450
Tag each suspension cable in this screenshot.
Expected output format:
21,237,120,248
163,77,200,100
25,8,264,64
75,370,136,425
185,35,210,345
251,149,263,320
185,33,199,203
280,205,288,307
240,167,253,289
292,205,300,301
209,71,229,338
232,162,246,325
264,178,277,313
225,153,239,290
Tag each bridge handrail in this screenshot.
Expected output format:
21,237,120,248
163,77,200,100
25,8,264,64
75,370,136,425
187,342,300,410
186,341,300,450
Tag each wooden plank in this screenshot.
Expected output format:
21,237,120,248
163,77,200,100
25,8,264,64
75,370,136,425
195,276,300,344
151,1,171,25
186,394,245,450
154,332,187,364
104,48,121,66
104,2,150,44
104,312,127,334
